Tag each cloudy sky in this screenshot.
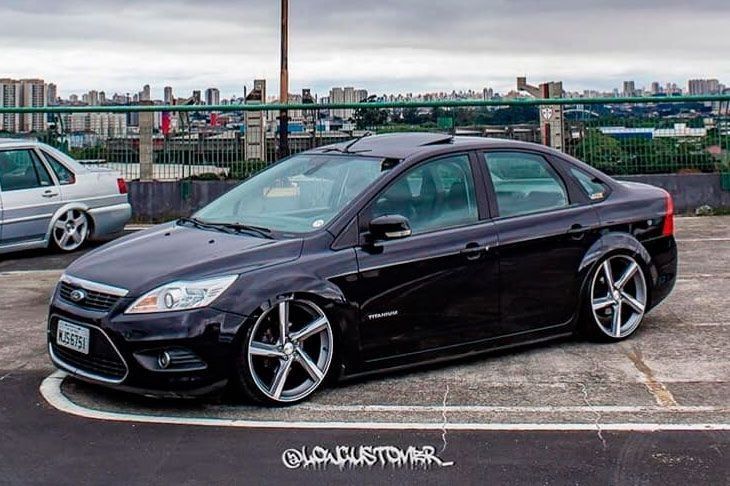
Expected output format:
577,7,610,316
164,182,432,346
1,0,727,99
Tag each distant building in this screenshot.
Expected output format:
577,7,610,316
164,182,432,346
244,79,267,161
192,90,201,104
205,87,220,106
328,86,368,120
164,86,174,105
19,79,47,132
622,81,636,97
140,84,151,101
688,79,723,95
0,78,21,132
46,83,58,105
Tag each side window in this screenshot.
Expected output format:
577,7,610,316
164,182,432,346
570,167,608,201
369,154,479,234
484,152,568,218
0,149,54,191
42,150,76,185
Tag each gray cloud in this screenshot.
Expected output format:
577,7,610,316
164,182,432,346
0,0,727,98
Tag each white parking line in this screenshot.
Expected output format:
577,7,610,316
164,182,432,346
40,372,730,432
676,238,730,242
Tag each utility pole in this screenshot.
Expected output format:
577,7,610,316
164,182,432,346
278,0,289,159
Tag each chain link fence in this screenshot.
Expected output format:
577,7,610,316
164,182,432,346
1,95,729,181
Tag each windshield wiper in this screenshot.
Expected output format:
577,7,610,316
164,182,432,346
178,217,273,239
213,222,274,239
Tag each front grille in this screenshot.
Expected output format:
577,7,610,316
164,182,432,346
49,319,127,382
59,281,121,313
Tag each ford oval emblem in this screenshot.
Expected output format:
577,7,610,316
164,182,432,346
69,289,87,302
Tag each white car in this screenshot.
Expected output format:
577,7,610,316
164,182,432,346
0,139,131,254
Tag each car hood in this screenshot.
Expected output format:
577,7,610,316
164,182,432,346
65,223,303,296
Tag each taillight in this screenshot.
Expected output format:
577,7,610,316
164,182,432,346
117,178,128,194
662,191,674,237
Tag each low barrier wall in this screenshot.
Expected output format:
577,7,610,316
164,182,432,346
127,173,729,223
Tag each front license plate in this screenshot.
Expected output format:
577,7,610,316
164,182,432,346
56,321,90,355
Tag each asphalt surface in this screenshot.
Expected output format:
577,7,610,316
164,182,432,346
0,218,728,485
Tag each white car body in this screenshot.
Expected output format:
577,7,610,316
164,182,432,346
0,139,131,254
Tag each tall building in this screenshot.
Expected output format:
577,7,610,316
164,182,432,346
19,79,47,132
205,87,220,106
140,84,151,101
0,78,21,132
244,80,266,161
622,81,636,97
164,86,173,104
46,83,58,105
192,90,201,104
328,86,368,120
688,79,722,95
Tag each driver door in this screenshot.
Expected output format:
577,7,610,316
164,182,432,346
352,153,500,364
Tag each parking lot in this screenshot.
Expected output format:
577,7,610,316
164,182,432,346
0,217,728,484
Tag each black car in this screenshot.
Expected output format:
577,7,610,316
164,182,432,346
48,133,677,405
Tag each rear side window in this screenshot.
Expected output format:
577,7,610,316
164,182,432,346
42,150,76,185
0,149,54,191
483,152,568,218
570,167,608,201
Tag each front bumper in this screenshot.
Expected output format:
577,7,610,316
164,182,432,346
47,289,246,397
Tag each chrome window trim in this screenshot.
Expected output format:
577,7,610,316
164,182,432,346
48,316,129,384
60,274,130,297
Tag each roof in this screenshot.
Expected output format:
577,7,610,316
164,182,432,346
0,138,37,146
308,132,528,159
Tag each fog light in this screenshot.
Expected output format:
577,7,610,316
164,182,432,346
158,351,172,369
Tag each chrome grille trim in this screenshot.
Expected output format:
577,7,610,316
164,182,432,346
60,274,129,297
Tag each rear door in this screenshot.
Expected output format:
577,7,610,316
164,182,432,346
480,150,601,334
0,147,62,245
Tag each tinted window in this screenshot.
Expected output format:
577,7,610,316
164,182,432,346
42,150,75,185
570,167,608,201
370,154,478,234
484,152,568,217
0,149,54,191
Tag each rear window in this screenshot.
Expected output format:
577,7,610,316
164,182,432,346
570,167,608,201
42,150,75,185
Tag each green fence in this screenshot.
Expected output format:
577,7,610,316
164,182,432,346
1,95,728,180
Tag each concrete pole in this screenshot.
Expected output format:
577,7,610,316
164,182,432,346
139,101,154,181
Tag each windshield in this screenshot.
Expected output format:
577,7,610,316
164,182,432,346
195,154,388,233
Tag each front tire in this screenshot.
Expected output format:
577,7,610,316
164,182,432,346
581,254,649,341
233,298,335,406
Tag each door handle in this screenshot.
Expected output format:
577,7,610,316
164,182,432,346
568,223,585,240
460,242,488,261
42,190,59,198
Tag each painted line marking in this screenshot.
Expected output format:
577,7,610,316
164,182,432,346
676,238,730,242
0,270,63,277
40,372,729,432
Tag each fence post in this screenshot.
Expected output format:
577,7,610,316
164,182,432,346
139,101,154,181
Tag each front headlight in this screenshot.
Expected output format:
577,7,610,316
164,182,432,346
125,275,238,314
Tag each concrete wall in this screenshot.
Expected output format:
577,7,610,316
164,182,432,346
127,173,729,222
615,173,730,213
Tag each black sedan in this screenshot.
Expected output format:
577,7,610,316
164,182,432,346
48,133,677,405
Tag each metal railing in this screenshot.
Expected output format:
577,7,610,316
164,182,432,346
1,95,729,180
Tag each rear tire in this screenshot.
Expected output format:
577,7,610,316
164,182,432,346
233,298,335,406
580,254,649,341
51,209,90,252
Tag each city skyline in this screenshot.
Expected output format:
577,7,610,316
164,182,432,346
1,1,728,98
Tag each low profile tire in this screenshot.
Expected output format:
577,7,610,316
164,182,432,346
581,254,649,341
233,298,335,406
51,209,90,252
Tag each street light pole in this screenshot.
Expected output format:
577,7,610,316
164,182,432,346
278,0,289,159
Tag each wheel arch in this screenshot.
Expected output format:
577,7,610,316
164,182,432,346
577,231,657,318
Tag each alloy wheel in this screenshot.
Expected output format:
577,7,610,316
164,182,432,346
590,255,648,339
246,299,334,403
52,209,89,252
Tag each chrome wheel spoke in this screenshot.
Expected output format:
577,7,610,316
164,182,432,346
611,303,622,337
270,358,293,399
602,260,614,287
250,341,286,359
278,301,289,344
73,216,86,226
54,220,65,230
296,348,324,382
592,296,614,311
621,291,645,313
290,316,328,342
615,262,638,290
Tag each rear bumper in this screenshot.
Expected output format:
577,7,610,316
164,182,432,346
88,203,132,239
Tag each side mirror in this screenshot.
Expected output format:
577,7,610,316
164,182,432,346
369,214,412,241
